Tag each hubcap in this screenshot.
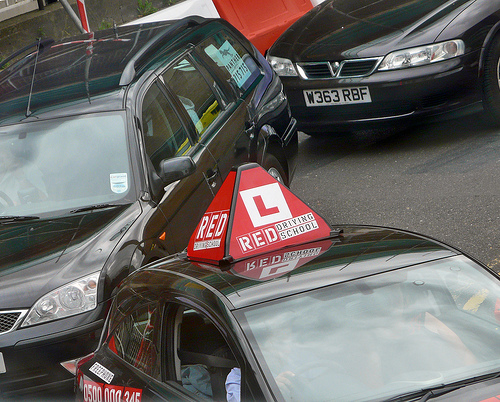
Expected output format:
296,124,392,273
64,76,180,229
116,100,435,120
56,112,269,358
497,58,500,88
267,167,283,183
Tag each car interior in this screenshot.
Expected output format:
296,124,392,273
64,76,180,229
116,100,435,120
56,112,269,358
176,308,238,401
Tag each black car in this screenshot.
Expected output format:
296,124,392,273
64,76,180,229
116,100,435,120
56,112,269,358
76,163,500,402
266,0,500,134
0,17,297,398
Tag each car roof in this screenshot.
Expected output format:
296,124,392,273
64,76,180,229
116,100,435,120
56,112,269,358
121,224,459,310
0,17,206,123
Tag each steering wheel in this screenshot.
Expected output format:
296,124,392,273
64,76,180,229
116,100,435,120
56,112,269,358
0,191,14,213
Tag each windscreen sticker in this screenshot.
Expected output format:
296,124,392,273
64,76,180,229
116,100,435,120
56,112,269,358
215,41,251,88
110,173,128,194
82,378,143,402
89,362,114,384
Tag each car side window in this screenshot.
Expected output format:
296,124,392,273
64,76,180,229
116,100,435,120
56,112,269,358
443,265,500,325
162,57,222,139
141,83,192,174
198,31,262,95
107,303,162,380
170,306,238,401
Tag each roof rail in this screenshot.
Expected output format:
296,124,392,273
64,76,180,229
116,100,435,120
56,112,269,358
0,38,54,70
119,16,205,86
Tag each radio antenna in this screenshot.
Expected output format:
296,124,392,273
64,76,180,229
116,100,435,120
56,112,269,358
26,37,42,117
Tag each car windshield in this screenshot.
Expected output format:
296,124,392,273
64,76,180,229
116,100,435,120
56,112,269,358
0,112,132,217
239,256,500,401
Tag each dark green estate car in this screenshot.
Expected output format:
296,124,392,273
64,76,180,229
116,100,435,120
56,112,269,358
0,17,297,398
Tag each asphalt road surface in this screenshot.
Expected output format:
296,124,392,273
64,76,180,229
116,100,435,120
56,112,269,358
290,111,500,272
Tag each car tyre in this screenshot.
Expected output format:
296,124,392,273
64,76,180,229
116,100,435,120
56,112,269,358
262,153,288,186
482,35,500,125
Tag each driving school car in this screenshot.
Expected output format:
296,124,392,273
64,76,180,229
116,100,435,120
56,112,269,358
77,164,500,402
0,17,297,398
267,0,500,134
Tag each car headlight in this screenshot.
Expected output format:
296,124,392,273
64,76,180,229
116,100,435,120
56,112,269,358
378,40,465,71
257,90,287,122
267,55,298,77
21,272,99,327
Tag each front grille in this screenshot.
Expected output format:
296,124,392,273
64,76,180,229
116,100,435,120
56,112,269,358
297,57,382,80
339,59,379,77
298,62,331,79
0,311,27,334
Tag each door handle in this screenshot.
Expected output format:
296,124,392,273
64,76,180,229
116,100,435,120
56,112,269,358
203,168,219,195
205,168,218,181
245,121,255,139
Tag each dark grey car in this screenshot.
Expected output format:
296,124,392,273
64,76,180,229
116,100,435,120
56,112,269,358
0,17,297,398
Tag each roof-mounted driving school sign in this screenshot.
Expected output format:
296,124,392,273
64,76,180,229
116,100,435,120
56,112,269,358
192,238,337,281
187,163,334,265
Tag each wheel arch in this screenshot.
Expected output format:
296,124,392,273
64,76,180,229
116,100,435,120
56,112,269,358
478,19,500,78
255,124,289,183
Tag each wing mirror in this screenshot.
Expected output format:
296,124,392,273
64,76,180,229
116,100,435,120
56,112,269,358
158,156,196,185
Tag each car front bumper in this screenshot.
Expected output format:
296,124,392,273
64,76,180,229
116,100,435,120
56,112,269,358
281,52,482,133
282,116,298,181
0,306,106,399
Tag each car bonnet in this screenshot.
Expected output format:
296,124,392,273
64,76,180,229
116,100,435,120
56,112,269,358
0,204,138,309
269,0,475,61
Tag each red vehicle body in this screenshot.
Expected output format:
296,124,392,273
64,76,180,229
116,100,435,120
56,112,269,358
126,0,325,54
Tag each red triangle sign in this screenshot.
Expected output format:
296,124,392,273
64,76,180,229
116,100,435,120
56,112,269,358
187,163,333,264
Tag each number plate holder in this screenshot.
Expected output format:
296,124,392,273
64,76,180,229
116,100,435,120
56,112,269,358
0,352,6,373
303,86,372,107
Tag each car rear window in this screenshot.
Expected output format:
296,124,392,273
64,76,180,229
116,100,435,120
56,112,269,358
198,31,262,95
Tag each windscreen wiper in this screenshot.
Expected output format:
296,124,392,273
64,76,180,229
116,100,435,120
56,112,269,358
384,371,500,401
0,215,40,223
70,203,119,214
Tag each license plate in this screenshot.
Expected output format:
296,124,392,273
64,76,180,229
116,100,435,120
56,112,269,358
0,352,6,373
303,86,371,107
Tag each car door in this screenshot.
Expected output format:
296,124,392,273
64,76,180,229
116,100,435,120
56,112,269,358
192,30,266,178
160,299,265,401
77,302,172,401
160,43,258,189
139,74,220,253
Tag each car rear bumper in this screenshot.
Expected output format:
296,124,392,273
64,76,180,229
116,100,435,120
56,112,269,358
281,53,482,133
0,307,106,399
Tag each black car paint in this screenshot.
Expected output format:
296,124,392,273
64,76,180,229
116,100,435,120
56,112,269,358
271,0,478,59
76,224,496,401
267,0,500,132
0,18,297,398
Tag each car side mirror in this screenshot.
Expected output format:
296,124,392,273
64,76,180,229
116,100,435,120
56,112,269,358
158,156,196,185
